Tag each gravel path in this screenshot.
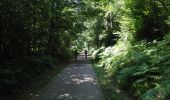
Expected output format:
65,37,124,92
33,56,104,100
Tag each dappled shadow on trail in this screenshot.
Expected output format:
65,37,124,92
71,54,91,64
33,55,104,100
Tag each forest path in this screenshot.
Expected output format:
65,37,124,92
33,54,104,100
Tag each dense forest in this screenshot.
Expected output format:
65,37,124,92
0,0,82,98
1,0,170,100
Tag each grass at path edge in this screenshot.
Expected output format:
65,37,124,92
91,60,132,100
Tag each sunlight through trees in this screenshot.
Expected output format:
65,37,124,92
0,0,170,100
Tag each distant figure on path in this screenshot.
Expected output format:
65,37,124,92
75,49,78,61
85,50,87,59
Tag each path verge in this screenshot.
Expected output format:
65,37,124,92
92,61,133,100
17,62,69,100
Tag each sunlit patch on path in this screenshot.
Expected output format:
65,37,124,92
33,56,104,100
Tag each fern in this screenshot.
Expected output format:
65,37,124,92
116,65,138,90
93,33,170,99
140,83,170,100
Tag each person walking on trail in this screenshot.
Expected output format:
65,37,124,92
75,49,78,61
85,50,87,59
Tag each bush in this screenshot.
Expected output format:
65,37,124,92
93,33,170,100
0,55,58,93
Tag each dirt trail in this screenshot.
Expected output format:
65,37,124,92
32,55,104,100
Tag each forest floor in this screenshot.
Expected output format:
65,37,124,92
32,55,104,100
15,60,70,100
1,60,68,100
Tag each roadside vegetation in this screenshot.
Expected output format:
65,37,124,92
1,0,170,100
89,0,170,100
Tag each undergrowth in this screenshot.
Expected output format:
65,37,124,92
0,55,68,100
92,33,170,100
92,60,132,100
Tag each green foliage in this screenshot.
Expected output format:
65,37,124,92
91,47,105,61
1,0,170,99
93,62,132,100
94,33,170,99
91,0,170,99
0,56,58,89
0,0,79,60
140,83,170,100
0,0,81,95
